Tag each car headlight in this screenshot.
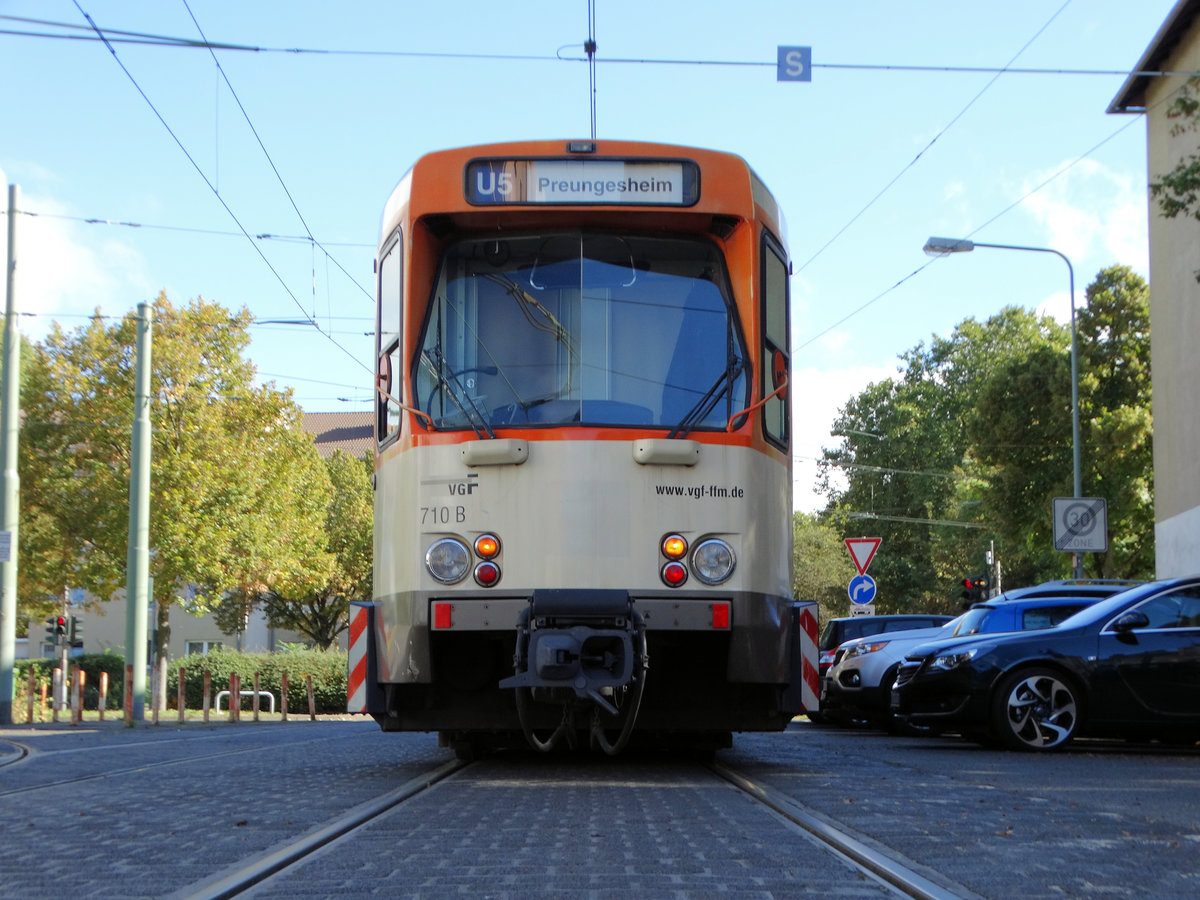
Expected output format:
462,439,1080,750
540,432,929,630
929,647,979,671
845,640,889,659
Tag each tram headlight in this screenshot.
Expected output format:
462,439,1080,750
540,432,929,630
425,537,470,584
691,539,736,585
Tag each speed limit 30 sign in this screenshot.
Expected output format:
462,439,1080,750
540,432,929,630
1052,497,1107,553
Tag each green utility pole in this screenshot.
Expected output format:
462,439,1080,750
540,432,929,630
124,302,152,721
1,185,21,726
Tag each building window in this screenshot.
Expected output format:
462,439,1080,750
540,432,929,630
185,641,224,656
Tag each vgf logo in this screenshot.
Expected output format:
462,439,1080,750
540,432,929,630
447,473,479,496
474,169,514,198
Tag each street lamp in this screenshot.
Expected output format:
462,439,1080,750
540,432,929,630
923,236,1082,577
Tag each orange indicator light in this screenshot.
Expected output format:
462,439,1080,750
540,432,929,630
474,534,500,559
662,534,688,559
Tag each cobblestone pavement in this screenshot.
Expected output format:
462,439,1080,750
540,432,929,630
725,720,1200,900
3,717,1198,898
239,752,901,900
0,719,449,899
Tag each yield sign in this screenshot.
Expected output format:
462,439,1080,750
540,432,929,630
845,537,882,575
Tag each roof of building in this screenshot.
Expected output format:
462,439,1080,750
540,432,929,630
302,411,373,459
1109,0,1200,114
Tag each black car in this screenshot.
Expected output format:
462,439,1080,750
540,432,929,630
890,577,1200,750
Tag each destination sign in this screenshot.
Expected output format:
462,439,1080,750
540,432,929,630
465,159,699,206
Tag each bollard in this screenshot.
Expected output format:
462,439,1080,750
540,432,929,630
125,664,133,726
151,664,159,727
253,673,261,722
306,674,316,721
202,670,211,724
230,672,240,724
177,667,186,724
71,666,83,726
39,677,47,723
99,671,108,722
26,667,35,725
280,672,289,723
54,667,62,723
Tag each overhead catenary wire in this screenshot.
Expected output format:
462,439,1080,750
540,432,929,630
179,0,347,309
795,91,1159,354
4,14,1199,78
794,0,1075,276
69,1,371,374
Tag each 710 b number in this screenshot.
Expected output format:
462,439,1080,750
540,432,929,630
421,505,466,525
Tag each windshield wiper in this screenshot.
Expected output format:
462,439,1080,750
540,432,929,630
667,355,746,439
420,348,496,440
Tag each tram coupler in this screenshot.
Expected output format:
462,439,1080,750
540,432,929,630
499,589,644,708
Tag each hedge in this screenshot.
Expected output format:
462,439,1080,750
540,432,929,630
15,653,127,710
167,648,348,715
12,649,348,716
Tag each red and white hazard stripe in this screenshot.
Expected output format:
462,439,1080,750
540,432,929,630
797,603,819,713
347,603,370,713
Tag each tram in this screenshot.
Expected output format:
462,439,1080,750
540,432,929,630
348,139,818,756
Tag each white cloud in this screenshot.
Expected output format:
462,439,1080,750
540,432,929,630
4,190,154,340
791,363,895,514
1019,158,1149,275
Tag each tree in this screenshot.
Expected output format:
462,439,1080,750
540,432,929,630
791,512,856,624
252,450,372,649
819,271,1154,600
969,266,1153,580
819,307,1060,606
18,293,333,705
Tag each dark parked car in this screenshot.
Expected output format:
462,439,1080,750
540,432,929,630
890,577,1200,750
824,587,1130,726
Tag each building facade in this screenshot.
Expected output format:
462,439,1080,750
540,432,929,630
1110,0,1200,577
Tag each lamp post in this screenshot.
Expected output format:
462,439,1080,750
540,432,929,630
923,236,1082,578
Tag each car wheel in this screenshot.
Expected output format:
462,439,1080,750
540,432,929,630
992,668,1080,751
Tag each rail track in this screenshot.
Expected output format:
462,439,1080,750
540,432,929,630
169,755,975,900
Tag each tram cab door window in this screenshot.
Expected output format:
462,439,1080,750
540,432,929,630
377,236,402,444
761,236,789,450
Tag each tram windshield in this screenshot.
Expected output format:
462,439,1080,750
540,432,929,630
417,231,748,433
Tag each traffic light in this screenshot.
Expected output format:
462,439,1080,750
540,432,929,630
44,615,68,645
959,578,984,606
68,616,84,649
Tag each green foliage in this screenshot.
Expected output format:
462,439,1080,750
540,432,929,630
820,267,1155,602
791,512,857,623
15,653,127,710
259,450,373,649
167,649,349,714
16,293,334,690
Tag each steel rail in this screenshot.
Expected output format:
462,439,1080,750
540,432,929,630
174,758,470,900
708,760,978,900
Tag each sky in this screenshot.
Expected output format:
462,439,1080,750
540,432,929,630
0,1,1181,514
